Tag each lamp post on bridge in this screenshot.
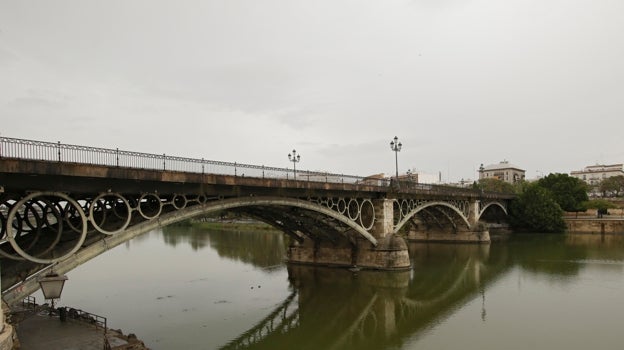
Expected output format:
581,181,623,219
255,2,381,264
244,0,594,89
390,136,402,181
288,149,301,180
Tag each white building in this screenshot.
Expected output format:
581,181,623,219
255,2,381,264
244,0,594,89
570,164,624,185
479,161,525,184
406,169,441,184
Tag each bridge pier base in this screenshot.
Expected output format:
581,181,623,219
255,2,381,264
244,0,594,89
287,234,411,270
406,228,490,243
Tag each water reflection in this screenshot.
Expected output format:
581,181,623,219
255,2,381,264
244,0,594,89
83,227,624,350
212,233,624,350
162,225,286,268
505,234,624,278
565,233,624,261
219,243,505,350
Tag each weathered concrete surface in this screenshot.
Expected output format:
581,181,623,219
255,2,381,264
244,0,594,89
9,303,148,350
13,311,148,350
287,235,411,270
15,313,105,350
372,199,394,239
565,219,624,234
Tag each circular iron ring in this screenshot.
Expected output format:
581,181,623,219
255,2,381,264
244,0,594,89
6,192,88,264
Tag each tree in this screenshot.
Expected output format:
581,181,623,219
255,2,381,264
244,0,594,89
599,175,624,197
582,199,618,218
509,182,566,233
537,173,588,212
473,178,516,194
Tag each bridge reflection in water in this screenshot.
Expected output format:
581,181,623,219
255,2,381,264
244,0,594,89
219,242,507,350
23,223,623,349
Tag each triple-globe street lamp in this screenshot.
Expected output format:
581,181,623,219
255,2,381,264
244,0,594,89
390,136,402,180
288,149,301,180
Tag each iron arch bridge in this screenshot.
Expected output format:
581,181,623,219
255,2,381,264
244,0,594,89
392,197,509,234
0,136,513,304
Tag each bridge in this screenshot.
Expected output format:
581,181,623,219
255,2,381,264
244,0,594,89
0,136,513,307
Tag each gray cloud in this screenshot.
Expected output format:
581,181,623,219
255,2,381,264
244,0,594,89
1,0,623,181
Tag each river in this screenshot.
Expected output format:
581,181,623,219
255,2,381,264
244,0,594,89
34,226,624,349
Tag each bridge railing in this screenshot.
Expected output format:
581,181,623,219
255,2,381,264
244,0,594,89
0,136,501,197
0,137,390,185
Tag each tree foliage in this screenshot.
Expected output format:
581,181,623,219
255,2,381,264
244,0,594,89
599,175,624,197
582,199,618,211
537,173,588,212
582,199,618,217
473,178,516,194
509,182,566,233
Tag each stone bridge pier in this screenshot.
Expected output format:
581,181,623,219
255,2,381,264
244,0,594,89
287,199,412,270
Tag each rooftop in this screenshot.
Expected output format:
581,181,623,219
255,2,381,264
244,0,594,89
481,161,525,172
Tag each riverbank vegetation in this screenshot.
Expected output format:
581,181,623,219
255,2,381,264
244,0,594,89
509,182,567,233
191,220,277,232
597,175,624,197
186,212,278,232
581,199,618,217
476,173,590,233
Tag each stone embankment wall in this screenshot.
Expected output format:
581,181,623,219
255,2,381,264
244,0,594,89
564,208,624,218
564,207,624,234
565,219,624,234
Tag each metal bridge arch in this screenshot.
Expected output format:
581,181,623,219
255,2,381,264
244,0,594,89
189,196,379,246
78,195,380,249
393,201,471,234
2,195,378,305
2,193,378,264
478,201,508,221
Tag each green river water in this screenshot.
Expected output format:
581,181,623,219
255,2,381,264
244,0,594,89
39,227,624,349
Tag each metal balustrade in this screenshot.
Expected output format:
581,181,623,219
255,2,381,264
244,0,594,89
64,307,107,331
22,296,37,310
0,136,385,184
0,137,360,183
0,136,494,196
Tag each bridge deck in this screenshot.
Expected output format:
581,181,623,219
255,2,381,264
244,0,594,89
0,158,512,200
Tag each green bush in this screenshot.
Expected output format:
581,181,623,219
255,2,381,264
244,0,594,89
510,182,566,233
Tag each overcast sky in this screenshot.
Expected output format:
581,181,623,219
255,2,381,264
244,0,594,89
1,0,622,182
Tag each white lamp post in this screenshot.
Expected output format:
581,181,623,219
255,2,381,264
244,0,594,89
38,272,68,316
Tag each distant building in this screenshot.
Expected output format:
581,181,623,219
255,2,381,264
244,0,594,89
397,171,419,183
455,178,475,188
570,164,624,186
358,173,388,186
403,169,440,184
304,173,345,183
479,161,525,184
